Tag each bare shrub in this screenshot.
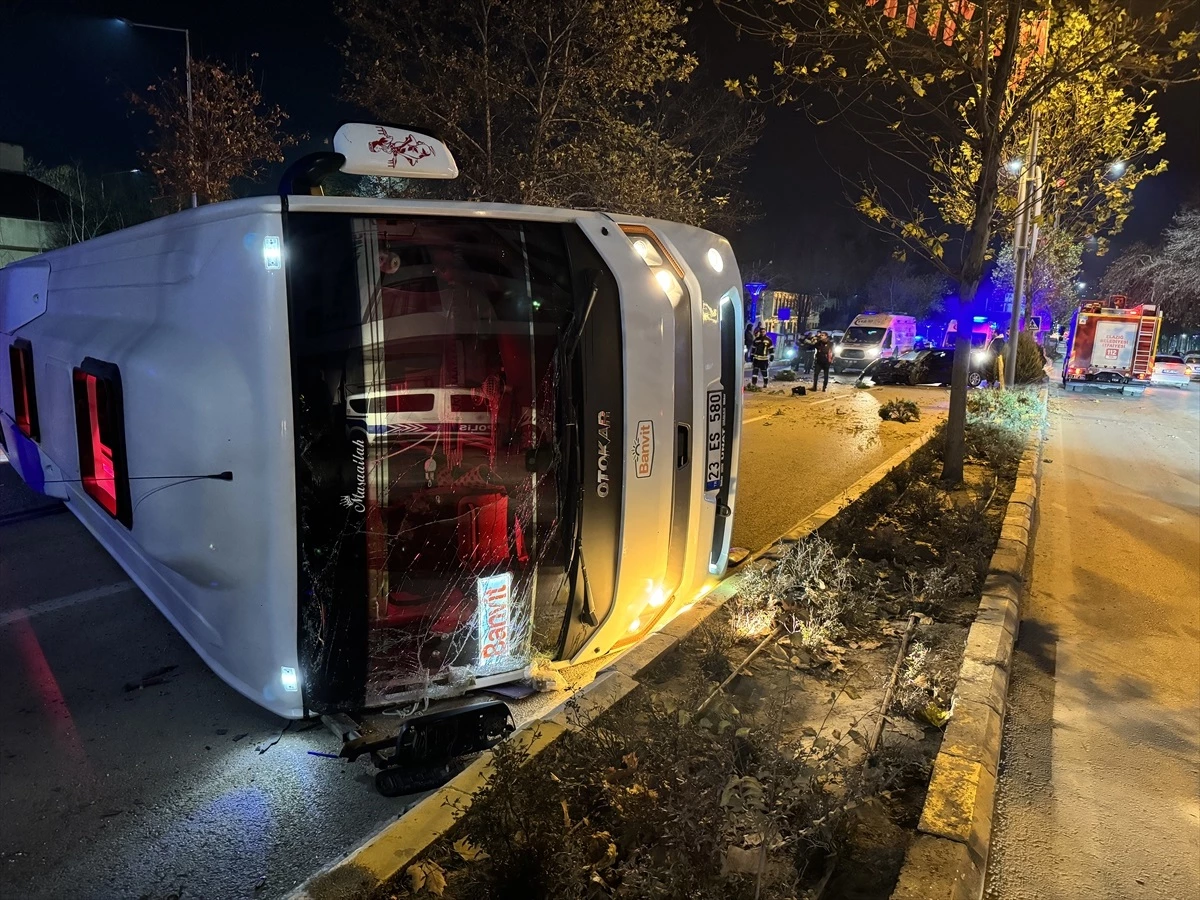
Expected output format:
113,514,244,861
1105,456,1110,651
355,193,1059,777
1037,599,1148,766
892,626,964,725
879,399,920,422
729,565,785,638
770,537,875,650
695,617,735,682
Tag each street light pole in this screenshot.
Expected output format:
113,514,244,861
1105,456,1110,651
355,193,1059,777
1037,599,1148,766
184,28,195,209
1005,115,1041,387
119,19,196,208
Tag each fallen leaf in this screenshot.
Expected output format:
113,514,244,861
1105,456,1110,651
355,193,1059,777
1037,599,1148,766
919,702,951,727
406,861,446,896
453,838,488,862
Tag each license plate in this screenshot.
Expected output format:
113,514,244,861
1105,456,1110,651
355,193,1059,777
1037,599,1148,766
705,388,726,492
477,572,512,664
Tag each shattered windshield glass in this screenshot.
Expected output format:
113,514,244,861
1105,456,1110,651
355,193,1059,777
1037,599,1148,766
287,213,600,710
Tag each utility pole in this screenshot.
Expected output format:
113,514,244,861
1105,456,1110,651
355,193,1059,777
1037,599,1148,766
119,19,196,208
1005,116,1041,387
184,28,195,209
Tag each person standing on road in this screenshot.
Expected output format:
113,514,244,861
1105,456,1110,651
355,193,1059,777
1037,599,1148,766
750,326,774,387
988,334,1007,387
812,331,833,392
800,331,818,374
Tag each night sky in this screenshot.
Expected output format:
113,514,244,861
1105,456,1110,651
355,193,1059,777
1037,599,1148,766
2,0,1197,293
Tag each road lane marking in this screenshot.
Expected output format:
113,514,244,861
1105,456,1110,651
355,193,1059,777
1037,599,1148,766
743,395,842,424
0,581,137,627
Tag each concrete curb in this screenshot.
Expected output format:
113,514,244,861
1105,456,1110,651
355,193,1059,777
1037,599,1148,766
891,387,1048,900
287,422,943,900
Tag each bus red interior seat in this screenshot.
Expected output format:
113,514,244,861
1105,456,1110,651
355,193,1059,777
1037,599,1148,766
457,492,509,567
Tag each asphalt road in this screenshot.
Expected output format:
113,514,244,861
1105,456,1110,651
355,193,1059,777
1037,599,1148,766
0,378,946,900
985,382,1200,899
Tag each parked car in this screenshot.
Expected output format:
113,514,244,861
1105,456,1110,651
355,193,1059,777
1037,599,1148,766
1150,355,1193,389
859,346,991,387
1184,353,1200,381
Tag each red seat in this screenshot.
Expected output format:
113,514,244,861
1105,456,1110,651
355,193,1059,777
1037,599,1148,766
457,493,509,567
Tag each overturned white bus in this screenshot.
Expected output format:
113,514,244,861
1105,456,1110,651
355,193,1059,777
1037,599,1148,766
0,125,744,719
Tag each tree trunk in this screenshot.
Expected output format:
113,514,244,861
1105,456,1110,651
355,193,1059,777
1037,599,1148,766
942,294,977,485
942,176,1001,484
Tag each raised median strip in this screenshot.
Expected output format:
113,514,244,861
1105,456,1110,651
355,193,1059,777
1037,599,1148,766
287,419,943,900
891,387,1047,900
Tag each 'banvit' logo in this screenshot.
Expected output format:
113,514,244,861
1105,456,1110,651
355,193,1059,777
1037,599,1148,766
634,420,654,478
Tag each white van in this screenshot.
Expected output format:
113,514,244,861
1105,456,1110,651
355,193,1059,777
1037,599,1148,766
345,386,494,447
834,313,916,372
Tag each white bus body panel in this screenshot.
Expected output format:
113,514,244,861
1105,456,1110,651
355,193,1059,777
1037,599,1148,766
610,216,743,623
0,199,304,717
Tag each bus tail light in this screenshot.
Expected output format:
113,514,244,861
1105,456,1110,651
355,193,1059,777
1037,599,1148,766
72,358,133,528
9,338,40,441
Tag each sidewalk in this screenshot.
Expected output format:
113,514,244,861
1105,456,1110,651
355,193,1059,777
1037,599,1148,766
984,387,1200,899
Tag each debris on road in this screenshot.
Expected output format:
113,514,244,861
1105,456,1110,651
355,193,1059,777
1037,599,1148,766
122,665,178,693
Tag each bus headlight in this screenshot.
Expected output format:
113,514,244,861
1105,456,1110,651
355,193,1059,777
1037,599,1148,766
654,269,683,303
621,225,688,306
632,238,664,267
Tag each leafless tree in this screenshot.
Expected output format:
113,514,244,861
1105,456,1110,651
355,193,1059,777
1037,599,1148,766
129,56,299,209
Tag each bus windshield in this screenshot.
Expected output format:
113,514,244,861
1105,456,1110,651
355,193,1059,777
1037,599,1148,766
844,326,886,344
286,213,615,709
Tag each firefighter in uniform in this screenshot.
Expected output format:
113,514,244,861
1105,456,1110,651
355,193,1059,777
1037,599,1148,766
750,326,774,387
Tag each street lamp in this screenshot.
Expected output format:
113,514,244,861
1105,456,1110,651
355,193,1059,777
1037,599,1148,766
1006,159,1023,175
1108,160,1127,178
117,17,195,209
1076,281,1086,291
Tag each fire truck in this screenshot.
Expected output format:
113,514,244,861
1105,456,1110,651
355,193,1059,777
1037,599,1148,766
1061,296,1161,393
